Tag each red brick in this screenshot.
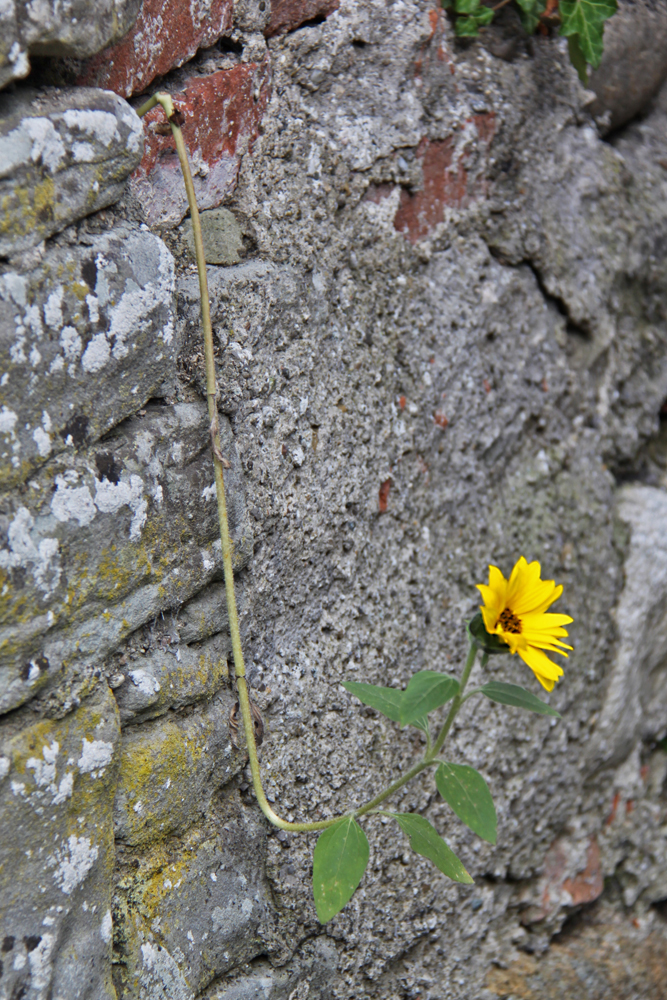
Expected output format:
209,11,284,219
378,478,392,513
265,0,339,37
393,114,496,244
77,0,234,98
130,61,271,226
562,838,603,906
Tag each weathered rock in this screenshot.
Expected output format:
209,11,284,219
183,208,244,266
0,0,141,89
590,485,667,767
485,900,667,1000
0,397,252,717
0,224,175,491
204,938,339,999
130,61,271,227
0,87,143,254
114,690,243,844
0,685,120,1000
113,794,274,998
78,0,234,99
589,0,667,133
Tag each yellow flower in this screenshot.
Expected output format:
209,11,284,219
476,557,573,692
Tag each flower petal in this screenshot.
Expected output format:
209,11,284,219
520,612,573,630
518,644,564,690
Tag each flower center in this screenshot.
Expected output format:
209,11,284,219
498,607,522,634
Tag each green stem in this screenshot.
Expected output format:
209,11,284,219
429,644,485,759
139,90,484,836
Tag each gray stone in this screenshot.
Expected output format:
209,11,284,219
0,223,175,492
0,0,142,89
0,87,143,255
205,939,339,999
113,796,273,998
183,209,245,266
0,397,252,717
113,690,243,845
589,0,667,132
590,484,667,768
0,685,120,1000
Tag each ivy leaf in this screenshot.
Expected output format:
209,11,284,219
480,681,561,717
312,816,369,923
436,763,497,844
567,32,588,83
392,813,474,883
558,0,617,69
400,671,459,727
455,16,483,36
515,0,547,33
342,681,404,723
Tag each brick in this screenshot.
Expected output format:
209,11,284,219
77,0,234,99
265,0,339,37
371,114,496,244
130,61,271,226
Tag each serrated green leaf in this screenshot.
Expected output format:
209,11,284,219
455,0,482,12
567,32,588,83
342,681,404,723
475,6,495,24
467,613,510,656
436,763,497,844
455,15,481,35
515,0,546,33
392,813,474,883
480,681,561,717
400,671,459,727
313,816,369,923
559,0,617,69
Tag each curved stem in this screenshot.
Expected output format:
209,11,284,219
140,91,486,836
429,645,485,759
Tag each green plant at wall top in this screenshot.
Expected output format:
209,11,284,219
136,94,573,924
442,0,617,83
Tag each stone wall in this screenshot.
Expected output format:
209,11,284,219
2,1,667,998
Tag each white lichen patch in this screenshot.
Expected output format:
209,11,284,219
94,474,147,540
77,738,114,777
100,909,113,944
0,506,61,596
50,475,96,526
49,834,99,895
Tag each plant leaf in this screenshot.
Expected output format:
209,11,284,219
392,813,474,883
342,682,404,723
467,612,510,656
515,0,547,32
480,681,561,717
558,0,617,69
474,6,495,24
436,763,497,844
410,715,431,735
455,0,482,12
312,816,369,923
400,671,459,727
455,15,482,35
567,32,588,83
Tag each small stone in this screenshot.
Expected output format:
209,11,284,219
0,0,141,89
0,87,143,256
183,208,244,266
588,0,667,132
